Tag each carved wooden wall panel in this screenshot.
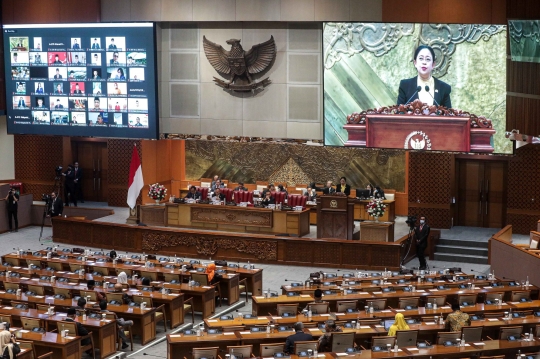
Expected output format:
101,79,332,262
185,141,405,191
311,242,341,265
107,139,141,207
507,145,540,234
283,242,313,264
408,151,453,229
341,244,370,266
14,135,64,200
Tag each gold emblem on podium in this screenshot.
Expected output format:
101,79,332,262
330,200,338,208
404,131,432,150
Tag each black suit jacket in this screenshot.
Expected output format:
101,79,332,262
336,183,351,196
322,187,336,195
414,224,431,248
261,197,275,207
285,331,314,354
50,197,63,216
397,77,452,108
212,193,225,201
186,191,201,200
65,317,91,345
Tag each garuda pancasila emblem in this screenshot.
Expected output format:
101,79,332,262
203,36,276,92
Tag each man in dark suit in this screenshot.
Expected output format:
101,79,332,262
414,216,430,270
285,322,314,354
73,161,83,203
108,38,117,50
65,308,91,347
397,77,452,108
62,165,77,207
5,188,19,232
48,192,63,217
73,83,83,94
17,97,26,108
322,180,335,195
91,38,100,49
212,188,225,202
72,39,80,49
233,182,248,191
53,68,62,79
185,186,202,201
335,176,351,196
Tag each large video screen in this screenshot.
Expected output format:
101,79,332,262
3,23,158,139
323,23,510,154
509,20,540,63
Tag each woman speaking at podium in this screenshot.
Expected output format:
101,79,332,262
397,45,452,108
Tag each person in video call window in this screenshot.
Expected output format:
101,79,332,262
108,38,117,50
16,83,25,93
92,97,103,111
93,53,100,65
73,83,83,94
12,53,18,63
127,56,134,66
115,68,126,80
397,45,452,108
72,54,81,65
54,84,63,94
36,98,45,109
53,54,62,64
92,38,100,49
113,82,122,94
72,39,80,49
92,70,101,80
96,115,105,125
110,52,120,65
134,117,144,127
54,99,64,109
17,97,26,108
53,68,62,79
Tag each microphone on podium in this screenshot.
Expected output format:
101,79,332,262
424,85,440,106
405,86,422,105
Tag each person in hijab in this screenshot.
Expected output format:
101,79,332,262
388,313,410,336
0,331,20,359
206,263,222,285
117,272,128,284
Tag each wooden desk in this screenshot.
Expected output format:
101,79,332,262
360,221,394,242
103,304,157,345
0,305,117,357
17,331,82,359
139,204,167,226
167,332,241,359
166,203,310,237
164,283,215,318
307,200,396,224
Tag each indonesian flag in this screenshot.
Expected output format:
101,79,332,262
127,145,144,209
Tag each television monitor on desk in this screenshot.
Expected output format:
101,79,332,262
356,188,371,199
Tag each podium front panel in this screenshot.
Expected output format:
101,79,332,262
319,195,348,211
366,114,470,152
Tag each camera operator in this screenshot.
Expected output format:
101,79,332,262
4,188,19,232
62,165,77,207
47,192,63,217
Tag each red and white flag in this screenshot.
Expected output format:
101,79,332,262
127,145,144,209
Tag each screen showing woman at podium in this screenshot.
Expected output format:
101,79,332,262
396,45,452,108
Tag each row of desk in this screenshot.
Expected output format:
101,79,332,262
167,332,540,359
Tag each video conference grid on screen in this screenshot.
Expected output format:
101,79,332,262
3,23,158,139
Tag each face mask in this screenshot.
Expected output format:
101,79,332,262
420,220,425,224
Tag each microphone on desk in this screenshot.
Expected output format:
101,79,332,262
405,86,422,105
424,85,440,107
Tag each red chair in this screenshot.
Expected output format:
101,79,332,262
288,195,307,209
272,191,286,205
197,187,209,200
221,188,233,202
234,191,254,204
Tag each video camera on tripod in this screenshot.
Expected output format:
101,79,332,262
54,166,63,179
405,215,417,230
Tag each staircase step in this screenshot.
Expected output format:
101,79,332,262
435,245,488,256
438,238,489,249
434,253,488,264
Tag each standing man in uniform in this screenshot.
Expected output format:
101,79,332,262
414,216,430,270
73,162,84,203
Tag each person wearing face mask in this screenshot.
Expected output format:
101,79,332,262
397,45,452,108
414,216,430,270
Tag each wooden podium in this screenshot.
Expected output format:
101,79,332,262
316,195,354,240
343,100,496,153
